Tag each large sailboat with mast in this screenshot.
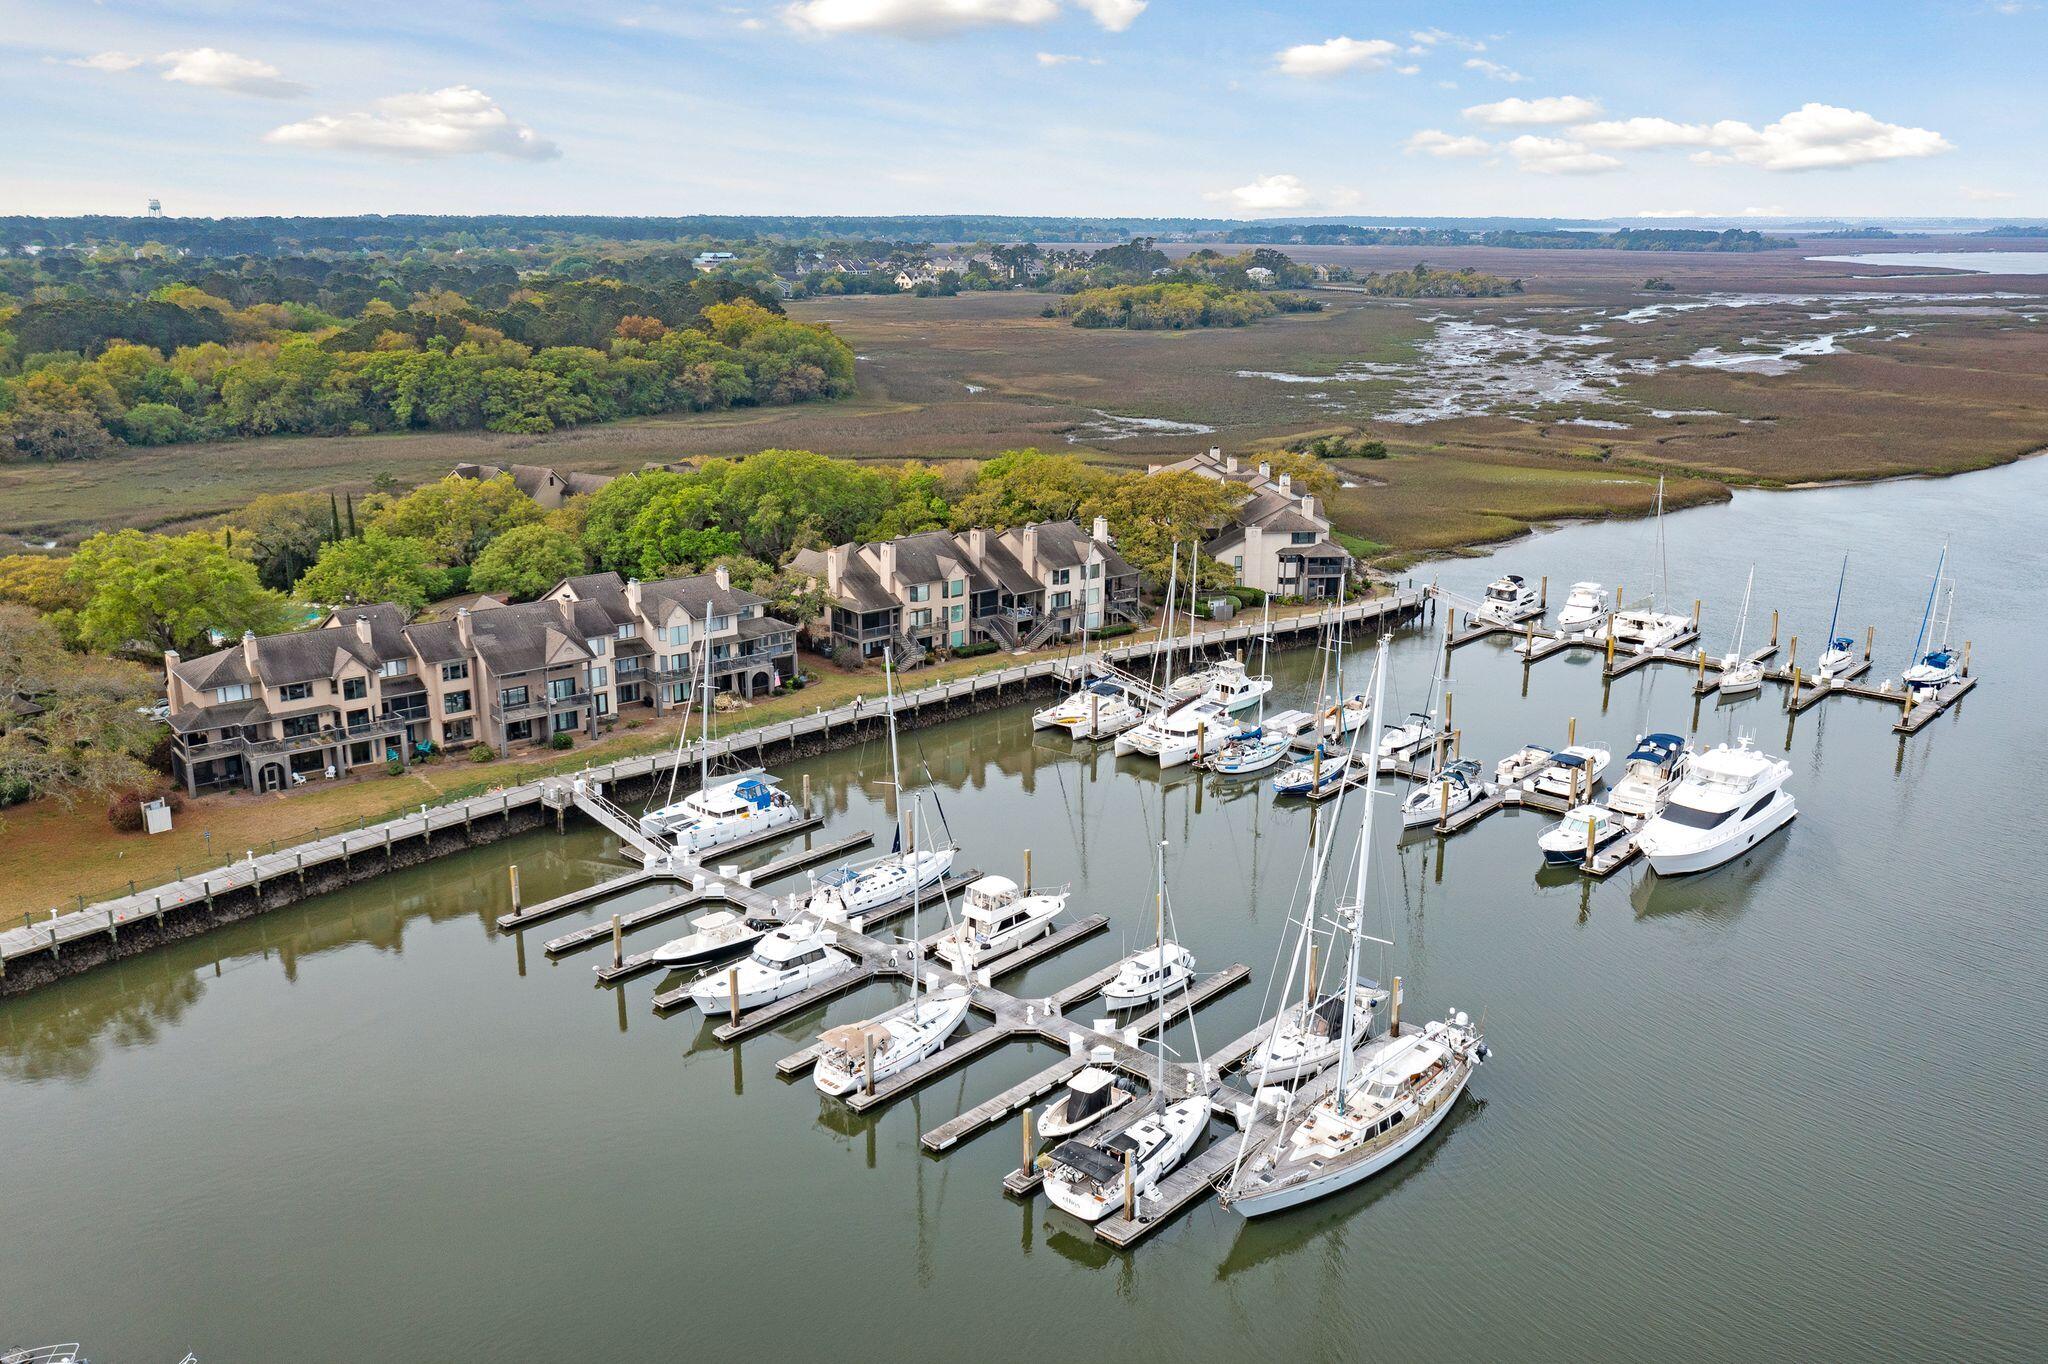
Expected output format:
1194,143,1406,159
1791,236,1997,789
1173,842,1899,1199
1608,477,1692,654
1222,635,1489,1218
1901,541,1961,696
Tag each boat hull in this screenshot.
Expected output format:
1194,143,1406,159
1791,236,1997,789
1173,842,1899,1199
1229,1068,1471,1218
1642,793,1795,876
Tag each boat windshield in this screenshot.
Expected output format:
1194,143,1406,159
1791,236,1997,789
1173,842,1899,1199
1659,801,1734,830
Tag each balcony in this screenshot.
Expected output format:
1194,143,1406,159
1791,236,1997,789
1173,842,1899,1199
178,715,407,762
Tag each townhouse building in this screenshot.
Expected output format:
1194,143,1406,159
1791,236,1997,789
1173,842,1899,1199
1148,447,1354,600
790,518,1140,662
164,569,794,797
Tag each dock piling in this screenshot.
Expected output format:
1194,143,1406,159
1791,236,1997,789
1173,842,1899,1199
611,914,623,969
1024,848,1032,894
1567,716,1577,746
864,1033,877,1098
509,865,521,912
1865,626,1874,662
1023,1106,1034,1173
728,968,741,1027
1788,636,1798,672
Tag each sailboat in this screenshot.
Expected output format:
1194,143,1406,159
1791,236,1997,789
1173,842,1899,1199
1318,575,1370,739
1221,635,1488,1219
1209,599,1292,776
1814,556,1859,679
1042,840,1212,1223
1376,610,1451,759
639,606,800,851
1901,543,1960,696
812,650,972,1099
1717,565,1763,696
806,656,956,921
1608,477,1692,654
1034,612,1143,738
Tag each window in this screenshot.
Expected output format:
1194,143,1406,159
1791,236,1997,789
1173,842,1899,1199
1292,531,1316,545
443,718,473,744
279,682,312,702
551,711,580,734
547,677,576,702
282,714,321,738
1659,802,1734,831
586,666,608,689
908,584,930,602
500,685,529,709
661,653,686,675
1052,591,1071,610
379,658,408,677
215,683,251,703
1743,793,1776,820
950,604,965,623
911,609,933,629
617,622,637,640
944,579,964,598
585,637,607,656
595,693,609,716
617,682,642,704
1052,568,1070,586
657,623,690,646
1233,556,1244,571
444,690,471,715
662,681,690,705
616,655,643,676
342,677,367,701
710,614,731,633
1088,562,1101,579
441,662,469,682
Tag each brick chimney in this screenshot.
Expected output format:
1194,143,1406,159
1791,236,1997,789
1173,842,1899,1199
1208,445,1222,460
1277,472,1292,496
456,607,474,650
241,630,258,671
624,577,642,612
1021,523,1041,575
1091,515,1110,544
713,563,731,591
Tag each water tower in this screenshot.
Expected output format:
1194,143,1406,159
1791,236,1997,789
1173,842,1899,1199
147,198,163,218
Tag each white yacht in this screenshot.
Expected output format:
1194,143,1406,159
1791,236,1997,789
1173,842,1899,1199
1637,739,1796,876
1609,606,1692,654
1037,1064,1133,1139
932,874,1067,973
1901,542,1960,697
1531,744,1611,801
1494,742,1557,786
814,988,974,1096
1376,710,1441,760
1716,565,1764,696
643,771,803,853
1205,656,1275,714
1116,696,1232,768
1555,581,1608,631
1539,804,1633,866
1039,680,1142,740
1042,1094,1212,1223
1208,724,1292,777
1400,758,1486,828
646,907,769,969
1606,733,1689,817
806,845,956,922
1035,679,1120,731
687,920,854,1014
1479,573,1539,624
1100,941,1197,1010
1242,983,1388,1085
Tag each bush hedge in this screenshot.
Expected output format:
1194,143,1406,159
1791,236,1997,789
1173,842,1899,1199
952,641,1000,658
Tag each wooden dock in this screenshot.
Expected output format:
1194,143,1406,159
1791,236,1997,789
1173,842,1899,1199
496,868,661,932
1895,675,1977,733
737,831,874,887
545,889,710,957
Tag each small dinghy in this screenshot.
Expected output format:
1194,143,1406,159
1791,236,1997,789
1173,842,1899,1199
647,908,771,969
1539,804,1633,866
1037,1064,1134,1139
1100,941,1197,1010
1400,758,1485,828
1532,745,1611,801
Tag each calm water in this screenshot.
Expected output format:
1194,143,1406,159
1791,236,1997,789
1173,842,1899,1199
6,461,2045,1362
1808,250,2048,275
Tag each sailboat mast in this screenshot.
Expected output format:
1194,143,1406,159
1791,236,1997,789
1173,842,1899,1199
1732,566,1754,656
1160,543,1180,696
1258,594,1271,723
696,605,714,792
1909,542,1947,667
1153,838,1168,1104
1186,540,1200,673
1335,636,1391,1117
1825,554,1847,648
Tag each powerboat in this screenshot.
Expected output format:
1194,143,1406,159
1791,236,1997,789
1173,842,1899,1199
805,845,956,922
1375,710,1441,760
1208,725,1292,777
1037,1064,1134,1139
1272,744,1350,798
646,907,770,969
1400,758,1486,828
1555,581,1608,631
1223,1010,1487,1218
687,920,855,1014
644,771,803,853
932,874,1066,973
1606,733,1689,818
1538,804,1633,866
1042,1094,1212,1223
1241,983,1389,1085
1609,606,1691,654
1531,745,1611,801
1100,941,1197,1010
1319,692,1370,740
1494,742,1557,786
813,987,974,1096
1205,656,1274,715
1479,573,1538,624
1116,696,1232,768
1636,739,1795,876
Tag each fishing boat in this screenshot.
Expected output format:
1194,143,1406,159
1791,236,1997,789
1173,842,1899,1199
1478,573,1539,624
1531,744,1611,801
1223,639,1488,1219
1115,695,1233,768
813,987,974,1096
647,907,771,969
687,920,855,1015
1555,581,1608,631
1206,655,1275,714
1399,758,1486,828
1538,804,1633,865
1716,565,1764,696
1042,1090,1212,1223
1272,743,1351,798
1636,739,1796,876
1814,555,1859,679
1037,1064,1134,1139
1606,733,1690,818
1901,543,1960,696
1494,742,1557,785
1100,941,1198,1010
932,874,1067,972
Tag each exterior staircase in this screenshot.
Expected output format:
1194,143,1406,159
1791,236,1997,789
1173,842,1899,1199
889,630,928,668
980,613,1020,650
1021,614,1064,651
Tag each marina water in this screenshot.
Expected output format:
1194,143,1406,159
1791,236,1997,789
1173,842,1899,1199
4,460,2044,1361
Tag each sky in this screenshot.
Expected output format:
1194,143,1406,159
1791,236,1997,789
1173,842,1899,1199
2,0,2042,220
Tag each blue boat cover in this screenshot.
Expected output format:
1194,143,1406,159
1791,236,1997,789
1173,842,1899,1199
1627,733,1685,764
1830,636,1855,651
1923,649,1953,668
733,778,775,809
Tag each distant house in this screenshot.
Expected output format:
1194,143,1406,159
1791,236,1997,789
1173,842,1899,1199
790,519,1140,662
1147,447,1352,599
451,462,614,509
1245,265,1276,286
692,250,737,270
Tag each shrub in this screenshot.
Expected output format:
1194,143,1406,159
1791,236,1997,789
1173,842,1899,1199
1088,623,1136,640
953,640,1000,658
1226,586,1266,606
107,786,183,832
469,744,497,763
385,758,404,776
550,733,574,750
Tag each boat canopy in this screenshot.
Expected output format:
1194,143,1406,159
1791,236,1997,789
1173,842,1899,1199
1829,635,1856,651
1051,1139,1127,1187
820,1020,893,1056
1922,649,1953,668
1309,992,1349,1036
1065,1069,1118,1121
1548,751,1591,770
1627,733,1685,765
965,875,1020,914
813,864,861,888
1087,680,1122,696
730,778,777,810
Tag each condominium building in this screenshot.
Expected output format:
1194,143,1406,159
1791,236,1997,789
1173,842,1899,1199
1147,447,1354,600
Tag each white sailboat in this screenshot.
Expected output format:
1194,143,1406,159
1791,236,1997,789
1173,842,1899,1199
1208,600,1293,776
1223,635,1488,1218
1608,477,1693,653
1901,543,1960,696
1814,555,1859,679
1399,757,1486,829
1716,565,1764,696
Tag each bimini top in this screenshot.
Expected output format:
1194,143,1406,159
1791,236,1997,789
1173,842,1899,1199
1087,680,1124,697
1627,733,1686,765
1829,635,1856,652
730,778,776,809
812,863,861,888
1920,649,1954,668
1548,750,1592,770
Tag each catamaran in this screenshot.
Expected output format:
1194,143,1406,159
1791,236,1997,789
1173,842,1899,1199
1636,739,1796,876
1901,543,1960,696
1716,565,1764,696
1115,695,1234,768
1223,635,1488,1218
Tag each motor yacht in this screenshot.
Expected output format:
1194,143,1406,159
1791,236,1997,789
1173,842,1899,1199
687,920,855,1015
1478,573,1539,624
643,771,803,853
1636,739,1795,876
1531,745,1611,801
1493,742,1557,786
805,845,956,922
1241,983,1388,1085
1116,696,1233,768
646,907,770,969
1375,710,1441,760
1100,941,1198,1010
813,988,974,1096
1606,733,1689,818
1555,581,1608,631
931,874,1067,973
1042,1094,1212,1223
1204,656,1275,715
1400,758,1486,828
1037,1064,1133,1139
1538,804,1633,866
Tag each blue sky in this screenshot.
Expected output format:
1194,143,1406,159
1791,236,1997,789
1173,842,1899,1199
2,1,2040,219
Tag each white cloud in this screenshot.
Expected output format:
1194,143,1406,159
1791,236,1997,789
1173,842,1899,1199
1410,28,1484,51
1962,185,2017,201
1396,65,1420,76
1571,117,1716,149
1036,50,1102,65
266,86,561,160
1701,103,1952,171
158,48,308,99
1505,135,1623,175
1208,173,1316,212
1464,95,1602,125
783,0,1144,34
66,51,144,72
1275,36,1400,78
1738,206,1787,216
1405,129,1491,158
1463,58,1523,82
